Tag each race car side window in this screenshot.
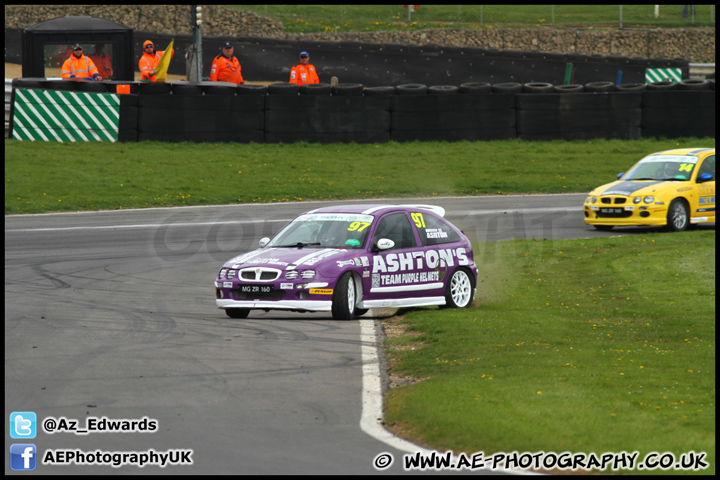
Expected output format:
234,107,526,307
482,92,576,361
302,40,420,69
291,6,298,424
372,213,416,250
413,212,461,246
696,155,715,182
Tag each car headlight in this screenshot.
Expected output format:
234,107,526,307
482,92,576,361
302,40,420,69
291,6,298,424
300,270,316,279
285,270,299,280
227,269,236,279
219,268,227,279
585,196,591,204
643,196,654,204
592,196,597,204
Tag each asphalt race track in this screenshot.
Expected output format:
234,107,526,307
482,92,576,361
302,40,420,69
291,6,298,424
5,193,711,474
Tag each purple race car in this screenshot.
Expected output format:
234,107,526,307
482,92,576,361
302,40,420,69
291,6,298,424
214,204,477,320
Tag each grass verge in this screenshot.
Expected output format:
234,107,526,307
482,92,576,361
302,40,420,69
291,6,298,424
383,232,715,474
231,5,717,32
4,137,714,214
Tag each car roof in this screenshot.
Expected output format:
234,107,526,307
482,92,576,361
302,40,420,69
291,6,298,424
651,148,715,157
305,204,446,217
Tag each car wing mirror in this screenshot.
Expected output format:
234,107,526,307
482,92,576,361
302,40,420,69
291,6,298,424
259,237,270,247
376,238,395,250
617,172,624,179
698,173,713,183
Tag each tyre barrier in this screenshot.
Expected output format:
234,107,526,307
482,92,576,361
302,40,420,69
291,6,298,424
76,80,110,93
138,82,172,95
459,82,492,95
300,83,332,95
395,84,428,95
641,90,715,139
585,81,615,92
646,81,678,91
237,84,268,96
201,81,238,96
264,95,391,144
553,84,584,93
171,81,203,95
363,86,395,97
136,94,264,143
267,83,299,95
491,82,523,94
390,92,516,142
331,83,364,96
516,92,643,141
45,81,77,91
428,85,460,95
523,82,554,94
616,83,647,92
678,79,710,91
8,79,715,144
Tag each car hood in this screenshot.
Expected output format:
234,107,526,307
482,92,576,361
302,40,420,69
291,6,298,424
222,247,359,271
591,180,667,196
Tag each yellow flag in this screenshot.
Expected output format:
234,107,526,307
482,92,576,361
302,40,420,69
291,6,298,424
153,39,174,83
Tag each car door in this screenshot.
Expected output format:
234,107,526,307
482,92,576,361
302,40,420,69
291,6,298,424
365,211,445,305
691,154,715,222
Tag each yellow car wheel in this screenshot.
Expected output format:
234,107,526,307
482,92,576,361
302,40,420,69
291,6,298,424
667,199,690,232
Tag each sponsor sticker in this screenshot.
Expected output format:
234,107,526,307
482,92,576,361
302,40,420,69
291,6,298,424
309,288,333,295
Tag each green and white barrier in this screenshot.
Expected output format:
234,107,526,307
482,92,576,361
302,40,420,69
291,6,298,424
12,88,120,142
645,67,682,84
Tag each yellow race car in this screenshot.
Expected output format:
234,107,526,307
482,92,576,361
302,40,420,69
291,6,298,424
584,148,715,232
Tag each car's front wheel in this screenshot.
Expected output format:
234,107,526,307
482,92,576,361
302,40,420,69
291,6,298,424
667,199,690,232
445,268,474,308
332,272,356,320
225,308,250,319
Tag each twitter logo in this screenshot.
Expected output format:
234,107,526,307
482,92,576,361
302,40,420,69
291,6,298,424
10,412,37,439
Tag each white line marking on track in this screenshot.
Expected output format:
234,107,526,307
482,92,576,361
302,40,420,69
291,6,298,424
359,318,534,475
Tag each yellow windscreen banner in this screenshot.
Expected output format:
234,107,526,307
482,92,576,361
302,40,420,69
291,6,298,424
153,39,174,83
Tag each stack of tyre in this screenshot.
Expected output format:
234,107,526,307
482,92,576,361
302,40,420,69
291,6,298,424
133,81,265,143
387,82,517,142
514,81,645,141
263,82,390,144
641,78,715,139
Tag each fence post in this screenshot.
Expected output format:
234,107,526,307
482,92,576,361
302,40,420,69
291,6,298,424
619,5,623,28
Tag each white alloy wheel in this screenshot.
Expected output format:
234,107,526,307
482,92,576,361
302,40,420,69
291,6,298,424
446,269,473,308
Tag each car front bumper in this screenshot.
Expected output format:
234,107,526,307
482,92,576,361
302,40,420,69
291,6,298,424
583,203,669,227
216,298,332,312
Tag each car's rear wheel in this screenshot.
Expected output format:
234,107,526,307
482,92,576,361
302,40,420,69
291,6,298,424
332,272,356,320
225,308,250,319
667,199,690,232
445,268,474,308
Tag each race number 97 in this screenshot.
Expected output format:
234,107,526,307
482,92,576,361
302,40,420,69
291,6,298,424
411,212,426,228
348,221,371,232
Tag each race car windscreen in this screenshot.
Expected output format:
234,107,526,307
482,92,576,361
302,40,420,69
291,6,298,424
268,213,375,249
623,155,698,181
